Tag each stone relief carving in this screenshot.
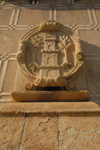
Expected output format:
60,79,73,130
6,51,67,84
11,21,89,102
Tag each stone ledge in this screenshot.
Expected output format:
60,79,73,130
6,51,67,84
0,102,100,115
11,91,89,102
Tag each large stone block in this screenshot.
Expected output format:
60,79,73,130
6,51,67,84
0,30,26,54
17,9,49,26
59,114,100,150
0,9,12,25
57,10,90,25
0,114,25,150
19,114,58,150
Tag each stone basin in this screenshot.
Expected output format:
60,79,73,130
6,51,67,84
11,90,90,102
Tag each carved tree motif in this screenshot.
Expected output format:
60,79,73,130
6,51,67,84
58,35,73,69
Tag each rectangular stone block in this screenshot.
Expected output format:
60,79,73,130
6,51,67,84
84,59,100,103
19,114,58,150
0,9,12,25
79,30,100,47
95,9,100,25
85,60,100,94
0,114,25,150
57,10,90,25
17,9,49,26
2,60,17,92
0,30,26,54
59,114,100,150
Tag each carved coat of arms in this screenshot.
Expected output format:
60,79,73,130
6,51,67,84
11,21,89,102
17,21,84,91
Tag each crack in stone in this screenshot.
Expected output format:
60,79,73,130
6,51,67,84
17,113,28,150
64,127,72,131
23,131,35,143
39,118,51,126
0,124,6,130
0,141,8,147
81,130,89,133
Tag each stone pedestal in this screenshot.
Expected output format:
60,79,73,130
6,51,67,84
0,102,100,150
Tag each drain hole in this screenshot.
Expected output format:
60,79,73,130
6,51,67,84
42,86,65,91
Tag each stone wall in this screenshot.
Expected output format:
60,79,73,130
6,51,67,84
0,102,100,150
0,0,100,150
0,0,100,103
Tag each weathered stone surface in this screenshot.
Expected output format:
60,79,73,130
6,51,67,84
3,61,17,92
1,0,100,149
57,10,90,25
0,114,25,150
0,1,100,103
11,91,90,102
0,102,100,150
0,9,12,25
0,102,99,114
17,9,49,26
19,115,58,150
0,30,25,54
85,59,100,103
0,110,100,150
80,30,100,47
79,30,100,103
95,10,100,24
59,114,100,150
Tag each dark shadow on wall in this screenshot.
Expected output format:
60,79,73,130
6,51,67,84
82,41,100,105
2,0,100,8
1,0,70,6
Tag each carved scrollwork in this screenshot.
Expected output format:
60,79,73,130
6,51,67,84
75,39,84,62
65,81,77,91
77,53,84,61
17,40,27,62
17,54,23,62
25,83,35,91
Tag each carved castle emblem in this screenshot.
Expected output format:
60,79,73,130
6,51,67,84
11,21,89,102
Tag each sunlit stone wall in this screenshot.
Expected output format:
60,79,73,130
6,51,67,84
0,0,100,103
0,1,100,150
